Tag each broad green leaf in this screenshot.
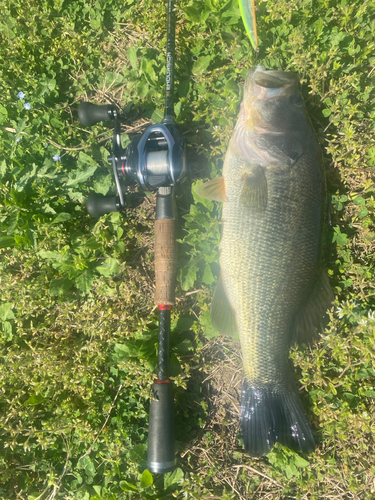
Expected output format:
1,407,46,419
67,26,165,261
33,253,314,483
184,6,201,22
120,481,138,492
192,55,212,75
1,321,13,341
164,468,184,489
170,352,182,376
353,196,365,206
141,59,157,86
140,469,153,488
50,117,64,130
202,263,214,285
284,464,297,479
151,108,163,123
129,444,146,464
66,165,97,187
85,237,101,250
91,16,102,29
96,257,121,277
128,46,138,69
25,394,44,405
172,316,194,332
77,151,100,168
49,277,73,296
199,309,221,339
293,455,310,467
85,459,96,477
335,233,349,246
332,227,349,246
14,163,37,192
177,80,190,98
174,339,194,355
99,71,126,89
0,159,6,176
113,343,131,360
0,104,8,125
67,189,85,203
0,303,15,321
174,101,182,119
38,250,64,261
92,486,101,497
0,235,15,248
93,174,112,196
358,208,369,218
51,212,71,224
42,203,56,214
313,17,325,37
78,455,92,468
136,81,149,98
15,118,27,135
37,76,57,96
179,264,198,291
0,17,15,39
76,269,95,293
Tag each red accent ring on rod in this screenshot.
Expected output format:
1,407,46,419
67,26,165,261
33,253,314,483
155,379,171,384
158,304,172,311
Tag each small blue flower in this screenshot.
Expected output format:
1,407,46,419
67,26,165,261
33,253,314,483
24,102,31,110
53,154,61,162
44,142,48,148
17,91,25,99
16,137,21,143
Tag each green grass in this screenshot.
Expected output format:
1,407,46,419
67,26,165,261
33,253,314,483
0,0,375,498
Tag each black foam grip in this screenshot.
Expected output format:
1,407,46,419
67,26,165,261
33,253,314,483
86,194,118,218
147,382,176,474
78,102,114,127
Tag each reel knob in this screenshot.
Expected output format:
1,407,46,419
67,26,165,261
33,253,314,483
78,103,116,127
86,193,121,218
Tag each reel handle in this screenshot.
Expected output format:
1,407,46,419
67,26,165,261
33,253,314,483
147,187,177,473
86,193,120,218
78,102,115,127
154,189,177,306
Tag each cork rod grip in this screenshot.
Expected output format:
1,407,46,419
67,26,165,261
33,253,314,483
154,219,177,306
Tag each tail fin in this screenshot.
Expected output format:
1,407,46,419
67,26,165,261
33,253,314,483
240,379,315,457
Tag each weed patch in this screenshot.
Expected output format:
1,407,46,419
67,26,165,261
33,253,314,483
1,0,375,498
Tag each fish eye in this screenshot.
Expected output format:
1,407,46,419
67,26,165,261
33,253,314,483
290,95,303,107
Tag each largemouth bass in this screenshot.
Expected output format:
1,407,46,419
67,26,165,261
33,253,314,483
198,67,333,456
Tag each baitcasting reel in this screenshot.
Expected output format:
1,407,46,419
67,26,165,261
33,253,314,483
78,102,186,217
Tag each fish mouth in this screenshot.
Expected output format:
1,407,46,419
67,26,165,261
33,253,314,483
245,65,299,99
243,66,300,131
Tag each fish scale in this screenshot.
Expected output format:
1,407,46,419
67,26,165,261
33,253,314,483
198,67,333,456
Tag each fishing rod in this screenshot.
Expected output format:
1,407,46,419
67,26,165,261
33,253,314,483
78,0,185,474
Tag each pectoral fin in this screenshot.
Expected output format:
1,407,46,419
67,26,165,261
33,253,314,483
196,177,226,202
240,164,268,210
210,274,238,338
